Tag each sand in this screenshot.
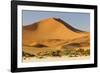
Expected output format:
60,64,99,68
23,56,90,63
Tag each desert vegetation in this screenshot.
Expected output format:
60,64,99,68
23,46,90,60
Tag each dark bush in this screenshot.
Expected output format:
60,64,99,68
51,50,62,57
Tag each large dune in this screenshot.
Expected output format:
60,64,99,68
23,18,90,47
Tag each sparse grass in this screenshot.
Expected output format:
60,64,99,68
23,47,90,60
63,48,90,57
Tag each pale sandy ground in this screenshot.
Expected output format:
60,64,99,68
23,56,90,63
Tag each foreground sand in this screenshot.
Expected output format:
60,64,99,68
23,56,90,63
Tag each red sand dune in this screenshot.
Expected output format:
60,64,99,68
23,18,90,47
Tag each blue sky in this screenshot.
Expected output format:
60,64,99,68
22,10,90,32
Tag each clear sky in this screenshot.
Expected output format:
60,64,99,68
22,10,90,32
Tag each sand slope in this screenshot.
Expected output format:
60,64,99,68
23,18,90,47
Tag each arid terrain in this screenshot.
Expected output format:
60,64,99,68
22,18,90,62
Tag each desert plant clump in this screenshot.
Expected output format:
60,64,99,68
22,51,35,60
63,49,77,57
50,50,62,57
84,49,90,56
